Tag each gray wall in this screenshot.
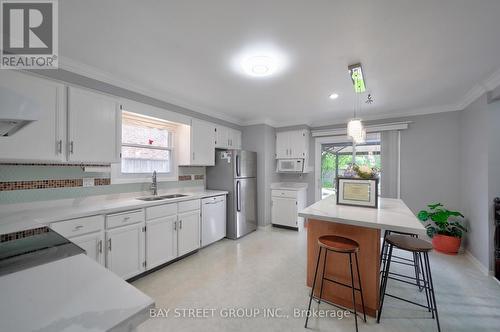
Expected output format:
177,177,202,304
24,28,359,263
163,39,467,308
242,124,278,226
459,94,490,269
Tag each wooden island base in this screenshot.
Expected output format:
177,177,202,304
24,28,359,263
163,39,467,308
307,219,380,317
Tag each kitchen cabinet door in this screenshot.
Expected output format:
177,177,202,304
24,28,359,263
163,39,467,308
271,196,298,228
105,222,145,279
289,129,309,159
190,119,215,165
215,125,228,149
67,86,121,163
275,131,290,158
0,71,65,162
71,232,105,266
146,215,177,269
177,210,200,256
231,129,242,149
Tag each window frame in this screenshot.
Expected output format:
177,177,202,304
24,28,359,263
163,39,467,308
111,111,179,184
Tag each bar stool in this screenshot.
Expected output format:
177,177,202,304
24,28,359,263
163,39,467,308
378,234,440,332
305,235,366,332
380,230,424,291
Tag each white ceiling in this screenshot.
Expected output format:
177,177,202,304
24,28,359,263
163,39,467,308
60,0,500,127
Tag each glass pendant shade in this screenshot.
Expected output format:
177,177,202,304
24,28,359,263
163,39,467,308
347,119,363,138
353,128,366,144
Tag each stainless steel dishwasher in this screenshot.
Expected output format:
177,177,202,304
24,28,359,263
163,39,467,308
201,195,227,247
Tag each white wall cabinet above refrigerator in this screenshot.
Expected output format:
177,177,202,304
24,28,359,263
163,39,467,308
0,70,66,162
275,129,310,159
215,125,241,149
67,86,121,163
178,118,216,166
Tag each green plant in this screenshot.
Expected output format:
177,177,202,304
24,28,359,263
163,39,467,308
417,203,467,238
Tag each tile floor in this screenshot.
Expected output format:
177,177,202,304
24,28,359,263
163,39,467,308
133,226,500,331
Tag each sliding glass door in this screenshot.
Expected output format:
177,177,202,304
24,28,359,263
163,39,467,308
319,134,381,199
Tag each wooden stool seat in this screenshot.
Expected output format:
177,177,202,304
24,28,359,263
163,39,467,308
386,234,433,252
318,235,359,253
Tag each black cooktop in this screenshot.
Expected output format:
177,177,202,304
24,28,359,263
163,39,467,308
0,227,84,277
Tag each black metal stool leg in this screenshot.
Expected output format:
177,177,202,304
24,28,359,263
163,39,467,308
377,243,394,323
354,252,367,323
424,252,441,332
348,253,359,332
419,252,432,314
318,249,328,304
305,247,322,328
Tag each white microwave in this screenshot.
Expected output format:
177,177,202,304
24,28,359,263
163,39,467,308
277,159,305,173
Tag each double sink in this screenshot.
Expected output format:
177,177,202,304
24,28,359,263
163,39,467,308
136,194,188,202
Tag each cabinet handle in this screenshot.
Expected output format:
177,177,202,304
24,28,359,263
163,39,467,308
73,225,84,231
108,238,112,251
122,216,130,222
57,140,62,154
179,220,183,229
192,152,195,161
174,221,177,231
69,141,74,154
98,240,102,253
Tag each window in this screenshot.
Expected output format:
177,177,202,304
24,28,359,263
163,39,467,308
120,111,176,175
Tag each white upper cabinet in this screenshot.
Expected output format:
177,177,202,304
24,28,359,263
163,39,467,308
0,71,65,162
178,118,215,166
275,129,310,159
215,124,242,149
67,87,121,163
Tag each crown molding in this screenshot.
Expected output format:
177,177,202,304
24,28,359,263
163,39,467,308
455,66,500,110
58,56,245,126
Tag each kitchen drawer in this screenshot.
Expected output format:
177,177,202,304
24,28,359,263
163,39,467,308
106,209,144,229
271,190,298,199
178,199,201,213
145,203,177,220
51,215,104,238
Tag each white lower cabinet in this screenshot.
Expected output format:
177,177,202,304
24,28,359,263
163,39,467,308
105,222,146,280
71,232,105,266
146,215,177,269
177,210,201,257
271,196,298,228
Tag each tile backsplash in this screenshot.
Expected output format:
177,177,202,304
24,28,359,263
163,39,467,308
0,164,205,205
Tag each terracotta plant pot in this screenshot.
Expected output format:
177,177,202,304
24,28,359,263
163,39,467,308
432,234,462,254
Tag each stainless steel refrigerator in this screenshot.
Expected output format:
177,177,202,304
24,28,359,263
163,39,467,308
206,150,257,239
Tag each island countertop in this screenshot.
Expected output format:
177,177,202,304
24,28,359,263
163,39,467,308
299,195,425,235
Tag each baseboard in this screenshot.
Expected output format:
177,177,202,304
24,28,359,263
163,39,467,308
258,224,272,230
465,250,491,276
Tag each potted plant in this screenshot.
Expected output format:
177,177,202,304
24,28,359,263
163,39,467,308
417,203,467,254
352,164,379,179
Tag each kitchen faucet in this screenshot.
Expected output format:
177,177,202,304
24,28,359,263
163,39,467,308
151,170,158,196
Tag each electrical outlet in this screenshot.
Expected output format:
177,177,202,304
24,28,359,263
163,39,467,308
82,178,95,187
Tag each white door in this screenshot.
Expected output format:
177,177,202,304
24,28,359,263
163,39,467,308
146,215,177,269
276,131,289,158
178,210,200,256
191,119,215,165
232,129,242,149
71,232,105,266
0,71,65,162
289,130,307,158
67,86,120,163
215,125,228,149
106,223,145,279
271,197,298,227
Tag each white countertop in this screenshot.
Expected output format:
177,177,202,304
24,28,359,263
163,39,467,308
299,195,425,234
0,254,154,332
271,182,308,190
0,189,228,235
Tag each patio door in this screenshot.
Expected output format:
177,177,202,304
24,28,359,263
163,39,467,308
315,134,381,201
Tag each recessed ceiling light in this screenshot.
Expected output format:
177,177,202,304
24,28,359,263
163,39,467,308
242,56,276,77
329,93,339,100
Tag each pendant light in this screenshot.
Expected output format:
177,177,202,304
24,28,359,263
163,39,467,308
347,63,366,143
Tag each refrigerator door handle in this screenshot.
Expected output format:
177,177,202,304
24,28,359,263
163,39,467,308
236,180,241,212
236,154,241,177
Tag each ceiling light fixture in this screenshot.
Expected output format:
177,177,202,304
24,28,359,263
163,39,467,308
347,63,368,143
242,55,276,77
329,93,339,100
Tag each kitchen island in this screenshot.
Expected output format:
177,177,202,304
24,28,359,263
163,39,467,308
299,195,425,317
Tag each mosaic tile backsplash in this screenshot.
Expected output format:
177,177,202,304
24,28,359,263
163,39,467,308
0,164,206,204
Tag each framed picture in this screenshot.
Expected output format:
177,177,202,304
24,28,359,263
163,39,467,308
336,177,379,208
